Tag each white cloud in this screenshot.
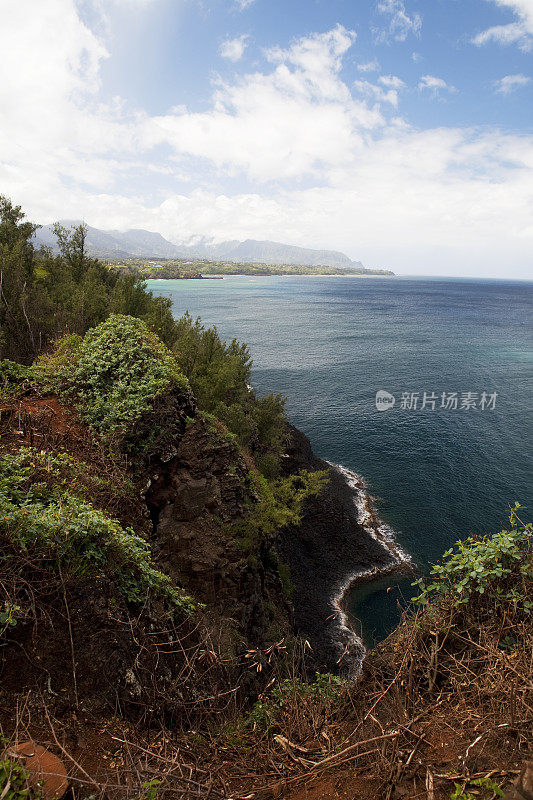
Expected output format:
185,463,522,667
418,74,458,97
357,59,380,72
472,21,531,48
374,0,422,43
220,34,249,61
473,0,533,50
494,73,532,92
354,77,403,107
379,74,405,89
145,26,381,181
411,51,423,62
1,6,532,278
235,0,255,9
0,0,134,179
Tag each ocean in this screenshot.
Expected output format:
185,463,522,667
147,276,533,645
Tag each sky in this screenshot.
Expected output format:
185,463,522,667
1,0,532,278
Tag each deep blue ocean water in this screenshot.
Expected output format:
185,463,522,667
147,276,533,644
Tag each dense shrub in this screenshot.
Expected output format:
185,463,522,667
0,359,32,396
33,315,188,438
0,197,179,362
172,312,288,469
0,448,194,611
412,503,532,615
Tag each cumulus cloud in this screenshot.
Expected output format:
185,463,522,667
494,73,531,92
0,0,137,193
1,4,532,278
220,34,249,61
472,0,533,50
354,76,404,107
145,26,382,181
379,74,405,88
374,0,422,43
418,74,457,97
357,59,381,72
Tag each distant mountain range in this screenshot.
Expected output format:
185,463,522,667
33,222,369,270
34,222,180,261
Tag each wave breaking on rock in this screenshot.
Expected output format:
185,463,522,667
327,463,412,673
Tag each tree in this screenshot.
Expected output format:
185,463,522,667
52,222,89,282
0,196,38,257
0,196,40,361
0,199,180,362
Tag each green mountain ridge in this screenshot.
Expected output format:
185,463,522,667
33,221,390,272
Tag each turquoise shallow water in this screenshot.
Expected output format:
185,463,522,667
147,276,533,645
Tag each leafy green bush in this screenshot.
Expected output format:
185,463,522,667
0,757,37,800
0,449,194,612
31,333,83,385
0,493,194,611
33,315,188,438
0,359,32,396
0,447,104,504
412,503,532,614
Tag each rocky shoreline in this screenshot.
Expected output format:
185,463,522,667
279,427,413,674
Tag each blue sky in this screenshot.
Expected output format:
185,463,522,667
1,0,532,277
100,0,532,129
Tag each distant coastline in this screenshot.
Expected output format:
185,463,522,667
141,263,395,281
103,253,393,280
148,272,394,280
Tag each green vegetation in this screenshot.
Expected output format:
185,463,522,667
0,448,194,612
0,196,325,623
129,779,162,800
0,757,37,800
1,198,289,475
0,359,32,395
249,672,345,731
0,196,178,364
0,446,134,509
233,470,329,549
0,602,20,637
33,315,188,439
117,259,393,278
412,502,532,615
450,777,504,800
173,312,287,468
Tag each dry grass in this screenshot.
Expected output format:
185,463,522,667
1,594,531,800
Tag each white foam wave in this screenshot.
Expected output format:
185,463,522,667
328,462,411,566
327,462,412,672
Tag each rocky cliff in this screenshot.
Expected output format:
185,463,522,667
278,426,400,670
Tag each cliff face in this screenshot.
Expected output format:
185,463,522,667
143,414,291,646
0,390,293,716
140,415,397,671
278,426,396,670
0,380,397,719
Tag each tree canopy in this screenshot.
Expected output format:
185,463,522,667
0,197,288,474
